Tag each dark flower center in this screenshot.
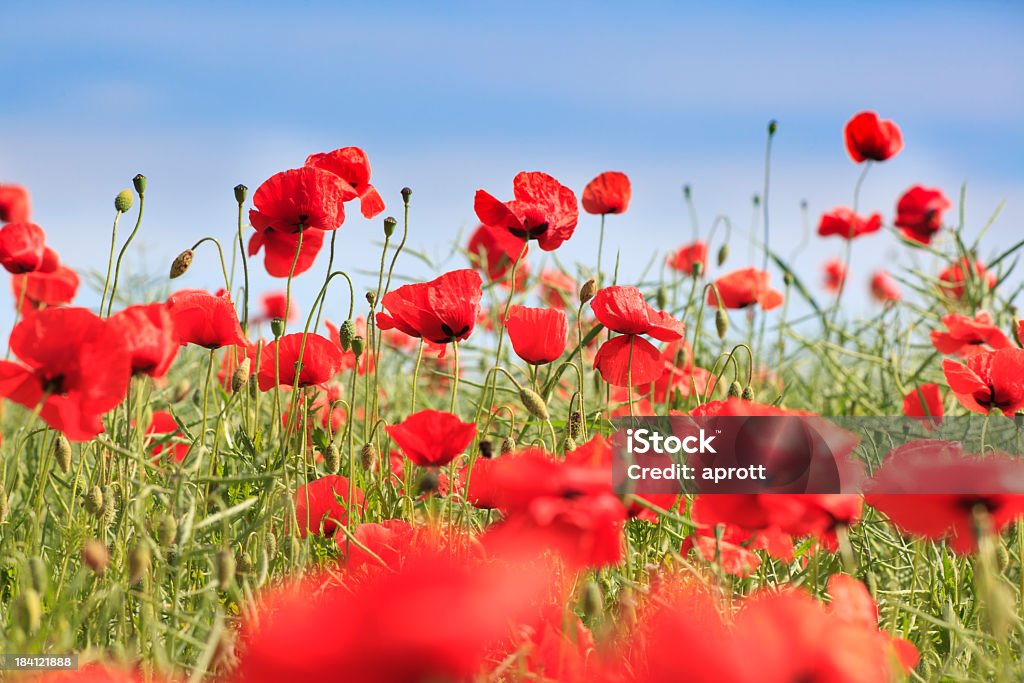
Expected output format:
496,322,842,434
440,323,470,341
42,374,67,395
509,222,549,241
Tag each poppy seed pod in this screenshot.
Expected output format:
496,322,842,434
401,187,412,203
383,216,397,237
519,388,550,422
501,435,515,454
231,358,251,393
365,291,376,306
14,588,41,634
715,308,729,339
82,539,109,575
350,335,365,358
115,189,134,213
270,317,285,338
717,244,729,266
54,434,72,474
579,278,597,304
84,485,104,515
322,443,340,473
338,319,355,351
234,184,248,205
170,249,194,279
128,543,151,585
728,380,742,398
360,442,380,471
217,548,236,590
133,174,147,195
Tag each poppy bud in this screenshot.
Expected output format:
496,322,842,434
338,319,355,351
85,485,104,515
478,440,494,459
133,174,147,196
691,261,703,277
14,588,41,634
170,249,194,279
115,189,134,213
383,216,397,237
265,531,278,560
270,317,285,338
401,187,412,204
800,199,808,210
351,335,365,358
322,443,340,473
217,548,236,590
683,184,692,200
519,388,549,421
501,435,516,454
156,513,178,547
128,542,151,585
715,308,729,339
717,244,729,266
360,442,380,471
82,539,109,576
0,483,8,524
234,184,248,205
768,119,778,136
728,380,742,398
783,271,794,287
752,194,761,207
230,359,251,393
100,485,117,528
54,434,72,474
365,290,376,306
28,556,48,593
656,285,667,310
581,580,604,620
996,541,1010,572
580,278,597,304
236,551,254,576
741,386,755,401
563,436,577,452
569,411,583,441
417,470,440,496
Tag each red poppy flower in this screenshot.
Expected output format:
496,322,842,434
28,663,159,682
538,269,576,309
942,348,1024,416
386,409,476,467
931,311,1010,357
376,269,483,345
293,474,364,537
826,575,920,673
681,524,777,577
109,303,179,378
305,146,385,219
869,270,900,302
895,185,951,244
844,111,903,163
0,222,46,273
581,171,631,215
466,223,527,283
248,223,325,278
257,333,343,391
0,308,130,441
708,268,784,311
938,257,997,300
638,338,714,404
0,184,31,224
667,240,707,276
248,166,354,234
817,207,883,239
474,171,579,251
147,410,188,463
590,286,685,387
11,260,80,315
822,258,846,293
497,602,596,682
505,305,567,365
865,440,1024,553
902,383,943,429
257,291,298,323
166,289,248,350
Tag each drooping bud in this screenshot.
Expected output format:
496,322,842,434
115,189,134,213
133,174,147,195
230,358,251,393
401,187,412,204
156,513,178,547
715,308,729,339
768,119,778,136
128,543,151,585
14,588,41,634
717,244,729,266
501,435,516,454
350,335,365,358
170,249,194,278
234,184,248,205
84,485,104,515
28,557,48,593
579,278,597,304
54,434,73,474
682,184,692,200
728,380,742,398
338,319,355,351
741,386,755,401
360,443,380,471
82,539,109,576
365,290,376,306
270,317,285,338
236,551,254,576
478,440,493,459
752,194,761,207
383,216,397,237
216,548,236,590
519,388,550,421
568,411,582,441
264,531,278,560
322,443,340,473
655,285,667,310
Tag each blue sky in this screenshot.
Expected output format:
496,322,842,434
1,1,1022,331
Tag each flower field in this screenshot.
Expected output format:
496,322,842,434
2,112,1024,682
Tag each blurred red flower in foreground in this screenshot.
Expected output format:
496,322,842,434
305,146,385,219
257,333,343,391
376,269,483,346
869,270,900,302
167,289,248,350
844,110,903,163
248,222,326,278
708,268,783,311
505,305,567,365
582,170,631,215
667,240,707,276
0,184,31,223
938,257,996,300
25,662,157,682
538,269,576,309
466,223,527,284
942,347,1024,416
248,166,354,234
822,258,846,293
0,308,130,441
475,171,579,251
590,286,685,387
931,311,1010,357
817,207,882,239
293,474,364,537
866,440,1024,553
902,383,943,429
386,409,476,467
10,251,80,315
110,303,179,379
895,184,951,244
0,221,46,273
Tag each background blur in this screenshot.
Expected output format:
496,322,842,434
1,1,1022,332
